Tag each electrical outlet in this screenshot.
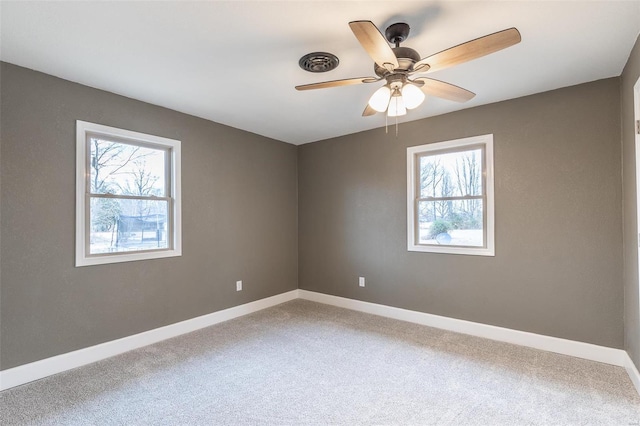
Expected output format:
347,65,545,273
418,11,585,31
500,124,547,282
236,280,242,291
359,276,365,287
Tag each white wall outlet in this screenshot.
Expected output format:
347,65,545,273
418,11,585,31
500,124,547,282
236,280,242,291
359,276,365,287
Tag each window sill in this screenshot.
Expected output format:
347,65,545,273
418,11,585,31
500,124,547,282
407,244,495,256
75,248,182,267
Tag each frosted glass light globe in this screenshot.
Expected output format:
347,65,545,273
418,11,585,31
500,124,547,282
368,86,391,112
402,83,425,109
387,94,407,117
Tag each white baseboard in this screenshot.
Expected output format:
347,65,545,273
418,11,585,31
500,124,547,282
0,290,299,391
2,288,636,397
624,352,640,395
298,290,627,367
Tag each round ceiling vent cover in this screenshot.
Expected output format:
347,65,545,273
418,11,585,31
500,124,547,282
299,52,339,73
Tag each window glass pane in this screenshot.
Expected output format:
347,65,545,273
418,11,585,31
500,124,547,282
89,138,166,196
89,197,169,254
419,148,482,198
417,199,484,247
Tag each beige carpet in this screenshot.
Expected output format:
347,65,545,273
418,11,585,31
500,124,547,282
1,299,639,425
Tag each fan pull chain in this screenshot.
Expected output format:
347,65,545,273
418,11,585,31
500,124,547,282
383,113,399,136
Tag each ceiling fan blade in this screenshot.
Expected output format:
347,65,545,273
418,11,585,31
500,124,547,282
414,28,521,73
414,78,475,102
362,104,378,116
349,20,399,71
295,77,374,91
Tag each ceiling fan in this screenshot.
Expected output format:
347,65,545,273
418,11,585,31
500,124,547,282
295,21,521,118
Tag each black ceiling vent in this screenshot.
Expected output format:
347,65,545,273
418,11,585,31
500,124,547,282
299,52,339,73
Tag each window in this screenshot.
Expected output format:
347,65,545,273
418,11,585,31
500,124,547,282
76,121,181,266
407,134,494,256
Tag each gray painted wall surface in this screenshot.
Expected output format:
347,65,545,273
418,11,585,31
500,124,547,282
299,78,623,348
0,60,629,372
0,63,298,369
622,34,640,369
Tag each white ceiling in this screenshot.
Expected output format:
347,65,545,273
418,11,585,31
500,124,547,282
1,1,639,145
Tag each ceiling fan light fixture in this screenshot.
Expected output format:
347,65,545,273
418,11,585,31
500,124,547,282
296,20,521,127
368,85,391,112
402,83,425,109
387,92,406,117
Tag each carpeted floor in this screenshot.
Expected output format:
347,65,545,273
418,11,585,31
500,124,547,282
1,299,639,425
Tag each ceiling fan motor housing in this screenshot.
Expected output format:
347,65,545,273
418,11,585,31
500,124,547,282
374,46,421,76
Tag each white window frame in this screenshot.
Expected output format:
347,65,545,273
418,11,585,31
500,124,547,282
75,120,182,266
407,134,495,256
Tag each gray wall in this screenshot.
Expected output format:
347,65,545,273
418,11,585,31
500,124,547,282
0,59,630,372
299,78,623,349
622,34,640,369
0,62,298,369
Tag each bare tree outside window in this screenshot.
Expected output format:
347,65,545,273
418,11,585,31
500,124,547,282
89,139,149,248
454,150,482,229
417,147,484,247
88,138,168,254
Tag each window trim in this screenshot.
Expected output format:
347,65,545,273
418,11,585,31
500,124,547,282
75,120,182,266
406,134,495,256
